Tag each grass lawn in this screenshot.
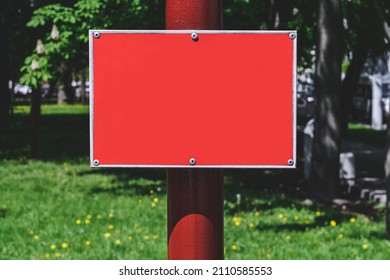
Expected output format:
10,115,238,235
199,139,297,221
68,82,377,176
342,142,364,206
0,103,389,260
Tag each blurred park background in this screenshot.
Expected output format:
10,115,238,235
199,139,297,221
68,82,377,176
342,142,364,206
1,0,390,259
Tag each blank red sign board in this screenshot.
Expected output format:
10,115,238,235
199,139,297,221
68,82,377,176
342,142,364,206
90,30,296,168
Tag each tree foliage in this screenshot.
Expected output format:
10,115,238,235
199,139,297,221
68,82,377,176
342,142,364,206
20,0,165,88
19,0,322,89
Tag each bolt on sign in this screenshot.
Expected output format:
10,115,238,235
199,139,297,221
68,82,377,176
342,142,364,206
90,30,297,168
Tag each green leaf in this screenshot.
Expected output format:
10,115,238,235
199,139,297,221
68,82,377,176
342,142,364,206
27,15,46,27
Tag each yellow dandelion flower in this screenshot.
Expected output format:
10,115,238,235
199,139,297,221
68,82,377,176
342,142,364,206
104,232,111,238
338,233,344,239
316,211,322,217
97,214,102,219
137,199,143,204
85,240,91,246
231,244,237,251
128,235,133,240
232,216,241,222
255,211,260,217
153,197,159,203
115,240,121,245
85,219,91,225
33,235,39,240
153,235,159,239
151,202,157,208
278,214,284,219
54,252,60,257
249,223,255,229
282,217,288,222
108,213,114,218
294,215,299,221
150,190,154,195
330,220,337,227
61,242,68,249
108,224,114,230
144,235,150,240
362,243,368,250
50,244,56,250
75,219,81,225
350,217,356,223
45,253,50,258
234,221,241,227
86,214,92,219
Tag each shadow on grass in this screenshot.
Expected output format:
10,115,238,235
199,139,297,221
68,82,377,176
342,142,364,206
364,231,388,240
85,168,167,196
0,113,89,161
1,106,385,228
255,223,319,232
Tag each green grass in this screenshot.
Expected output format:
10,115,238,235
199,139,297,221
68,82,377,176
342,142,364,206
0,160,167,259
0,104,389,259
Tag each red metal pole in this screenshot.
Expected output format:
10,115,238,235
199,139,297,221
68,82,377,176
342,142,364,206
166,0,223,30
166,0,224,260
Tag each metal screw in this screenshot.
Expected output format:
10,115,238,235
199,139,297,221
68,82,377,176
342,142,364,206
93,159,100,166
93,32,100,39
191,32,198,41
287,159,294,166
289,32,296,40
189,158,196,166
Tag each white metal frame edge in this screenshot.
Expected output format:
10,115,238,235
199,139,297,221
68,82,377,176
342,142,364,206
88,30,298,169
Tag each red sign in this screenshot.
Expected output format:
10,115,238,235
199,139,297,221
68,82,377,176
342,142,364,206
90,31,296,168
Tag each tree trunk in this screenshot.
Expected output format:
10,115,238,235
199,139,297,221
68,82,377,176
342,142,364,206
0,5,10,135
386,115,390,239
341,3,376,135
30,88,41,158
58,62,75,104
269,0,293,29
49,80,56,98
275,0,293,29
372,0,390,239
309,0,344,201
340,31,369,134
63,69,74,104
80,71,86,105
268,0,277,29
